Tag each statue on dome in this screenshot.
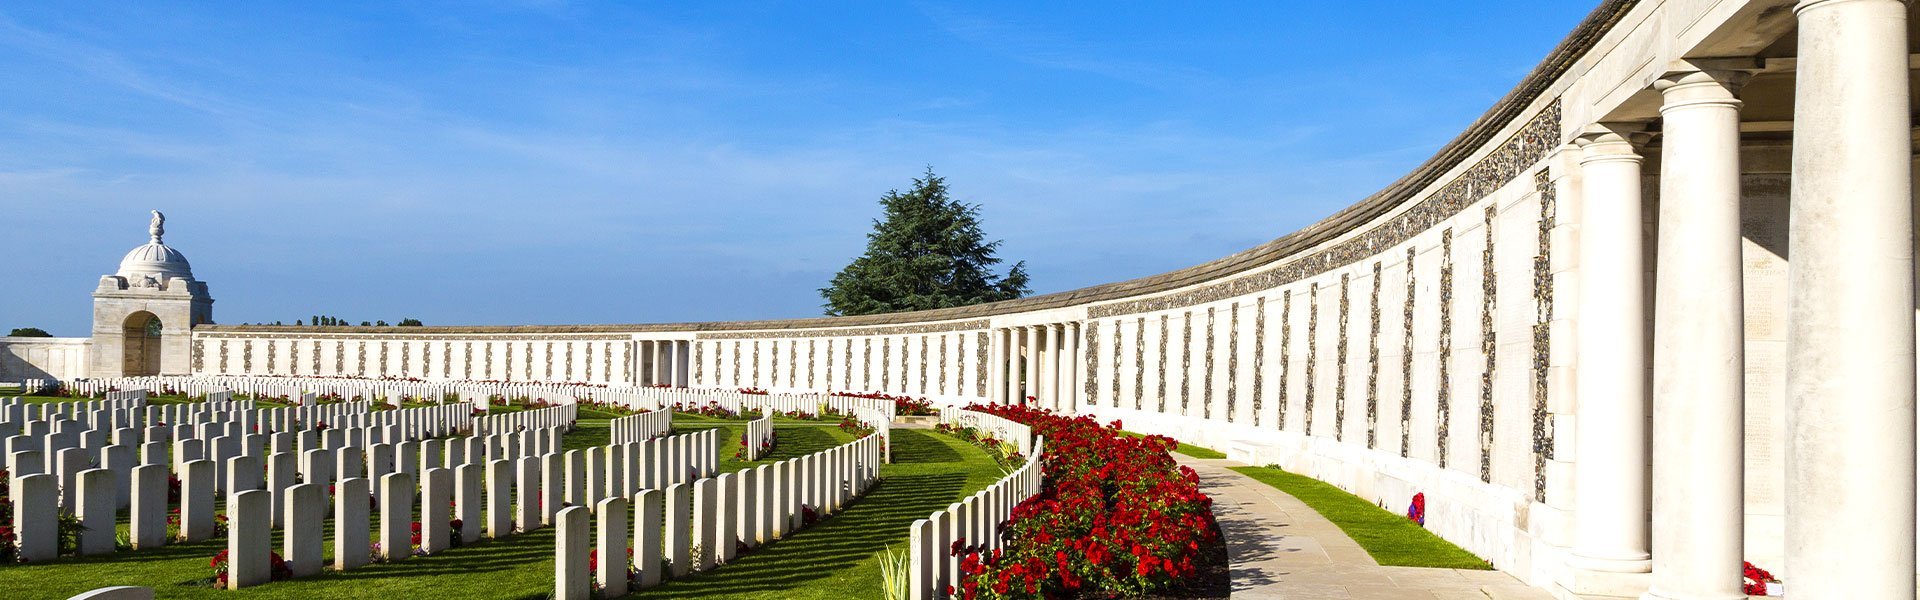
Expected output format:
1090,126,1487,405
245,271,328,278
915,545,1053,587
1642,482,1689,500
149,210,166,243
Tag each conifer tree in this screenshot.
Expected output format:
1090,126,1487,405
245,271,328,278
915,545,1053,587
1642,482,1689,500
821,168,1029,316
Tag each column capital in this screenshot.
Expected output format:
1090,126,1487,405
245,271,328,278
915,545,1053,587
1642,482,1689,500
1576,123,1652,164
1797,0,1911,16
1654,60,1759,111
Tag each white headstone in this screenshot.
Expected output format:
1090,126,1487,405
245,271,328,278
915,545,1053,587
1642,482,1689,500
283,483,323,577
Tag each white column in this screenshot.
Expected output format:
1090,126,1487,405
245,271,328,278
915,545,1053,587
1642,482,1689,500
1023,326,1039,404
653,340,667,386
1646,67,1749,600
1062,323,1080,413
1041,325,1060,410
1786,0,1915,595
1002,329,1020,405
988,329,1006,404
1570,124,1653,573
664,341,680,387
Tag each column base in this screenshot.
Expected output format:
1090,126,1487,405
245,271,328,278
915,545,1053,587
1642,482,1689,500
1554,568,1651,599
1568,551,1652,574
1640,587,1748,600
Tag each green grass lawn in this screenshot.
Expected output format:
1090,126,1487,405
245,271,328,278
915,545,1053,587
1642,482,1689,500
1117,430,1227,459
0,406,1003,599
1227,466,1490,569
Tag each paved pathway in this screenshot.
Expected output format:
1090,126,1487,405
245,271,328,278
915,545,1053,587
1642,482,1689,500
1179,457,1553,600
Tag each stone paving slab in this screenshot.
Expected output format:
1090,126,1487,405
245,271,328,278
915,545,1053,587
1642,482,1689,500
1178,457,1553,600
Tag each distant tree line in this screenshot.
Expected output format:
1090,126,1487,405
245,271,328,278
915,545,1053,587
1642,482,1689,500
7,327,51,337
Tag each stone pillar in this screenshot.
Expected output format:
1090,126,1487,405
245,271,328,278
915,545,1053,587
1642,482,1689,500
1003,329,1020,405
1022,326,1039,404
379,472,413,561
75,468,115,555
1646,67,1750,600
635,488,664,588
1041,324,1060,410
227,489,272,588
597,496,629,597
1062,322,1079,411
987,328,1006,404
653,340,668,387
1786,0,1916,594
422,468,451,554
666,482,692,577
1571,123,1653,573
130,464,167,549
284,483,323,577
334,477,371,570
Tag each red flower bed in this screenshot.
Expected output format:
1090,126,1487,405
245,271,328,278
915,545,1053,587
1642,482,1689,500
951,404,1216,599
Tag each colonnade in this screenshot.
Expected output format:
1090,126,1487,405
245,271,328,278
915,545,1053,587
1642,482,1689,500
986,322,1081,412
633,340,691,388
1570,1,1913,597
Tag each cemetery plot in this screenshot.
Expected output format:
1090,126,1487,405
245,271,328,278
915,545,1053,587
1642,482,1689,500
0,378,1001,599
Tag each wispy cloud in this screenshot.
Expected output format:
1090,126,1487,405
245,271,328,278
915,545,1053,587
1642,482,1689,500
916,4,1213,92
0,11,251,118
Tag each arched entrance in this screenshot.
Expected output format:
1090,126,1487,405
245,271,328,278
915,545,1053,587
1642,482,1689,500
122,311,162,376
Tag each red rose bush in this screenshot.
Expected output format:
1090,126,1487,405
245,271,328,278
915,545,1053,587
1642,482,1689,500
949,404,1216,599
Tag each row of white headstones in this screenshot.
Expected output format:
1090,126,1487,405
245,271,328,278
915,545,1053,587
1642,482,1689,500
741,415,773,461
6,383,904,597
553,425,889,599
4,393,478,559
0,390,718,583
904,408,1046,600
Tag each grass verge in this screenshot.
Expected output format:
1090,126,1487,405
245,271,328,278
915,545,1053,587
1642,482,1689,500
1227,466,1489,569
1116,430,1226,459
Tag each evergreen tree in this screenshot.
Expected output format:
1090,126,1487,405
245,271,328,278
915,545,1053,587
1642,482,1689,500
397,318,423,327
7,327,51,337
821,168,1029,316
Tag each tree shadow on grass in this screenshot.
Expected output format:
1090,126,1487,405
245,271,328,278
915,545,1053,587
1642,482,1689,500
889,429,960,464
762,426,842,460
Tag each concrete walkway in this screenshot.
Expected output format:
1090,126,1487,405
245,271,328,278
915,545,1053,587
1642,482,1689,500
1179,457,1552,600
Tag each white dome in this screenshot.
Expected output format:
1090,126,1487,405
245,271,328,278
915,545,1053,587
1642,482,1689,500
118,241,193,280
115,210,193,281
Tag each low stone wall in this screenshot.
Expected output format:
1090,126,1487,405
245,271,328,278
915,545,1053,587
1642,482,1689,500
1,337,91,381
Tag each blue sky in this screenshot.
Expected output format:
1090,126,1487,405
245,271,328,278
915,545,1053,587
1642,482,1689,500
1,1,1593,336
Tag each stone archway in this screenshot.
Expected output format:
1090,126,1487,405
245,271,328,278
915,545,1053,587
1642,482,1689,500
122,311,162,376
